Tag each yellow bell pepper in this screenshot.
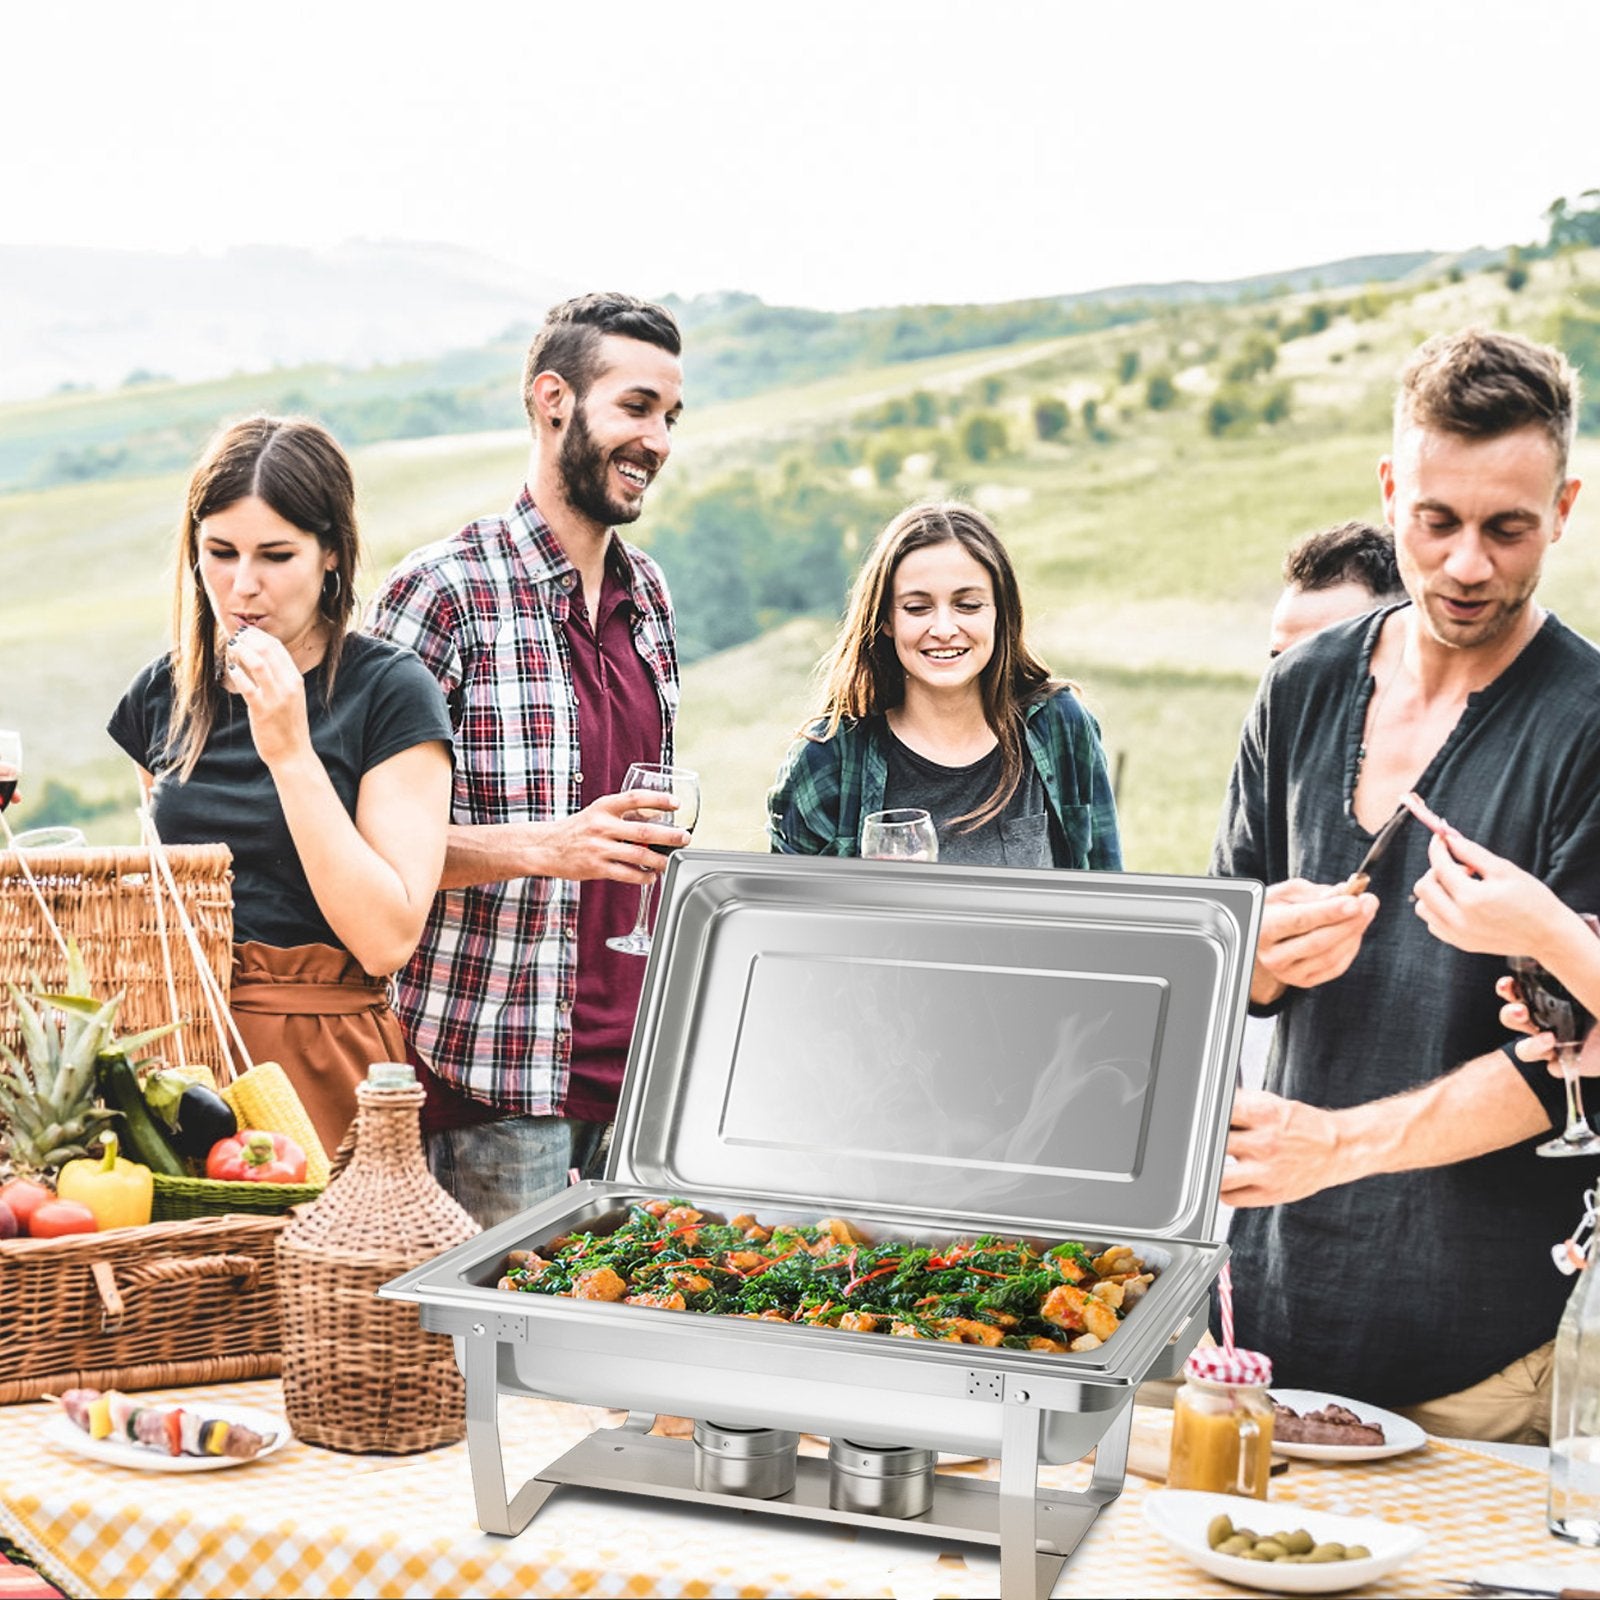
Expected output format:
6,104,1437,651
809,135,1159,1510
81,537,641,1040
56,1132,153,1230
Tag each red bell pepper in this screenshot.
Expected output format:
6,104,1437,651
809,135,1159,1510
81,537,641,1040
205,1130,308,1184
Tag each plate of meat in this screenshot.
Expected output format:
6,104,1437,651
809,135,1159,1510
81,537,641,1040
1268,1388,1426,1462
42,1388,290,1472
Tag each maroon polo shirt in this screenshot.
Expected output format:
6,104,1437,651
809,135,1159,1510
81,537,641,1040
561,558,663,1120
418,552,663,1136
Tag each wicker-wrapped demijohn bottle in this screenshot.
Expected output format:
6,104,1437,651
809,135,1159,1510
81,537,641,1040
277,1062,479,1452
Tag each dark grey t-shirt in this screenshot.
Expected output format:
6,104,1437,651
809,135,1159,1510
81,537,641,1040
883,725,1051,866
108,634,453,950
1212,605,1600,1408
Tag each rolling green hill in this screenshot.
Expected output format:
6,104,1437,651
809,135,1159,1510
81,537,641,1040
5,246,1598,874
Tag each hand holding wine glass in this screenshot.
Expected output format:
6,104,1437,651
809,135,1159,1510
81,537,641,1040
0,729,20,817
1509,926,1600,1158
0,728,22,843
860,808,938,862
607,763,700,956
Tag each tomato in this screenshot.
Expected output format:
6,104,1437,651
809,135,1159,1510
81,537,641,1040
29,1200,98,1237
0,1178,51,1234
0,1201,16,1241
205,1130,308,1184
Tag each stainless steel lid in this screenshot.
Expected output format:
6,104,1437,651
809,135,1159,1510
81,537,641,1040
611,852,1260,1243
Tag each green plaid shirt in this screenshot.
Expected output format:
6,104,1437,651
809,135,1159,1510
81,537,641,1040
766,688,1122,867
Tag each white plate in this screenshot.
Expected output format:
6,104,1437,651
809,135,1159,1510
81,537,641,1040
41,1401,290,1472
1143,1489,1428,1593
1268,1387,1427,1462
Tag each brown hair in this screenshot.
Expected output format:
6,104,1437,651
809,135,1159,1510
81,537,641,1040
168,416,359,779
1282,520,1403,599
1395,328,1580,480
814,501,1066,831
520,292,682,424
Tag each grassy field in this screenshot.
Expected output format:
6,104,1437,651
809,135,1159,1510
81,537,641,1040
5,249,1599,872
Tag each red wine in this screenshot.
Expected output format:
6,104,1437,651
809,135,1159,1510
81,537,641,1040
0,769,16,810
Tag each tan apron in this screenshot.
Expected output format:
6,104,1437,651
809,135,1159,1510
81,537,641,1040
227,941,407,1156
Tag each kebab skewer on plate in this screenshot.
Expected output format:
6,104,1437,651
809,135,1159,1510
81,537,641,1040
55,1387,278,1459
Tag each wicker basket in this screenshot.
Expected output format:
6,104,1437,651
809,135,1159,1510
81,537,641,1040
0,1214,286,1403
151,1172,325,1222
278,1076,479,1453
0,843,234,1066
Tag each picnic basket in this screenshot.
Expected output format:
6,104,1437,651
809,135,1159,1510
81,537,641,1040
0,843,234,1066
0,826,317,1399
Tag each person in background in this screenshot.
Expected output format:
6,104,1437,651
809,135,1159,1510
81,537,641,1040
1269,520,1405,658
366,293,689,1228
767,501,1120,869
1213,328,1600,1444
107,416,453,1152
1236,521,1409,1099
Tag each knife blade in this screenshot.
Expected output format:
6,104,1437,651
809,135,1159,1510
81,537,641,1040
1337,800,1413,895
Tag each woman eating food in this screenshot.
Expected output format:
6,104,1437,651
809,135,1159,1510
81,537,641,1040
108,416,453,1150
766,500,1121,869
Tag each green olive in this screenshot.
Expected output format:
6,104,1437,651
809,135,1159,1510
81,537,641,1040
1218,1535,1254,1556
1308,1542,1346,1562
1253,1539,1288,1560
1345,1545,1371,1561
1233,1527,1260,1544
1207,1514,1235,1549
1283,1529,1315,1555
1240,1548,1273,1561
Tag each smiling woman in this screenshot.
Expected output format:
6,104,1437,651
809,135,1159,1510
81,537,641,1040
766,501,1122,870
106,417,455,1150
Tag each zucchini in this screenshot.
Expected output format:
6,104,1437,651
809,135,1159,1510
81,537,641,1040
96,1053,187,1177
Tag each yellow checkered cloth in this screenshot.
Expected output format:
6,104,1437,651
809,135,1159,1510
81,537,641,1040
0,1383,1575,1597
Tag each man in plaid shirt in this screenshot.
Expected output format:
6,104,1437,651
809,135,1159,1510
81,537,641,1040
367,294,688,1224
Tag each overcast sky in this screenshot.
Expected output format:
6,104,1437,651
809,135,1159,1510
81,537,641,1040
6,1,1597,310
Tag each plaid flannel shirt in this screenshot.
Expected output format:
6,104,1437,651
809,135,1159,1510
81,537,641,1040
766,688,1122,867
366,488,678,1114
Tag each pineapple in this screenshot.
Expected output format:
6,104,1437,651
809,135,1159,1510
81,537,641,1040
0,942,123,1173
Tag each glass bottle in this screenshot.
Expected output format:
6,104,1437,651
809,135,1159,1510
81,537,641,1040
1169,1346,1276,1499
1550,1217,1600,1545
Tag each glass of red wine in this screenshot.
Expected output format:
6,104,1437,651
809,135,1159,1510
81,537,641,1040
606,762,699,957
0,729,19,817
1510,921,1600,1158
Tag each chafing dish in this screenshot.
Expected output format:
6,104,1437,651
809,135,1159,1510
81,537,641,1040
383,851,1261,1599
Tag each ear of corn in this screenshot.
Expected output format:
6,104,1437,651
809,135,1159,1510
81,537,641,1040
220,1060,330,1186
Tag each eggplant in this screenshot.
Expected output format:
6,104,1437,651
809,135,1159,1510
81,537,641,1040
171,1084,238,1160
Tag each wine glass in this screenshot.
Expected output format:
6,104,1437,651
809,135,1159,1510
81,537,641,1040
1511,925,1600,1157
860,808,938,862
0,729,19,817
606,763,699,957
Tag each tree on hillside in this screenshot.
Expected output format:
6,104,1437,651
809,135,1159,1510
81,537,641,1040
1504,246,1529,293
1118,349,1141,384
1545,191,1600,251
910,390,940,427
1144,370,1178,410
961,412,1008,462
872,445,903,487
1081,396,1100,435
1032,396,1070,441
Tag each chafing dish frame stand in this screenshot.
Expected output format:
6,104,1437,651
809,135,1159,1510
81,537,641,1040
457,1304,1206,1600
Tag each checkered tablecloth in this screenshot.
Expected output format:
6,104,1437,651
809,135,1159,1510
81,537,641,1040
0,1382,1586,1598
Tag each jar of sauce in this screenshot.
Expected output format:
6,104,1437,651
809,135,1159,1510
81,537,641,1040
1168,1345,1275,1499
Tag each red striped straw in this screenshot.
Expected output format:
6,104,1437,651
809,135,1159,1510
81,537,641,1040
1218,1262,1236,1354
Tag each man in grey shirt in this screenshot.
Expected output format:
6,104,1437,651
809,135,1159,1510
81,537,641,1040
1213,328,1600,1443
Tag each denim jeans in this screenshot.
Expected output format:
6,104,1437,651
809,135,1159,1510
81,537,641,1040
426,1115,609,1229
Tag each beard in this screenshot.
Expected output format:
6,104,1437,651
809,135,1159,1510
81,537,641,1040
558,403,644,528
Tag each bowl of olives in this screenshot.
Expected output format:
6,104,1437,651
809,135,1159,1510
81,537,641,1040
1142,1490,1428,1593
